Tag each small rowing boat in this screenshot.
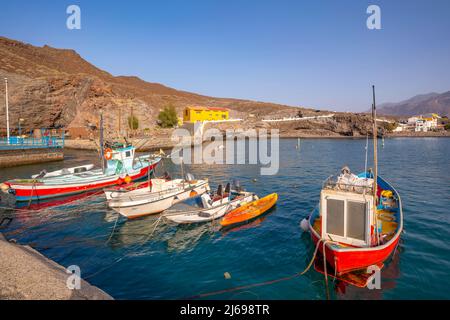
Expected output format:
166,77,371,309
220,193,277,227
106,177,210,219
164,183,257,224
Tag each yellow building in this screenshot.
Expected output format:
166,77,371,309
183,106,229,122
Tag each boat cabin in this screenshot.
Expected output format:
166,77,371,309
106,145,136,174
320,173,374,247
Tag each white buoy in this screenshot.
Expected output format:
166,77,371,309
300,218,309,232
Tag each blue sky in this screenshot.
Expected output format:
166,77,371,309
1,0,449,111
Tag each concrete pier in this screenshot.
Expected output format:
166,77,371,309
0,233,113,300
0,148,63,168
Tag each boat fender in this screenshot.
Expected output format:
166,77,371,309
300,218,309,232
124,175,132,184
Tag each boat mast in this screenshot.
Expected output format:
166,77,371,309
4,78,10,144
372,85,379,244
99,108,105,173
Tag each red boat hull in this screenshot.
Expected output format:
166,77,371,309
310,230,399,274
6,163,158,202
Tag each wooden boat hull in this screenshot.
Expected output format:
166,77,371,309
5,161,159,202
220,193,277,227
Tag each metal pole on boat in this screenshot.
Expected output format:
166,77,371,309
372,85,379,244
4,78,10,144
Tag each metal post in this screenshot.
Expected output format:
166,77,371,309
372,85,379,245
5,78,10,144
99,109,105,173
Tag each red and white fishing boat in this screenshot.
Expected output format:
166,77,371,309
306,86,403,278
4,144,161,202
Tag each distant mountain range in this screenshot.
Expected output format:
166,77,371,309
377,92,450,117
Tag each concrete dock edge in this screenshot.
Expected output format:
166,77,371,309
0,233,113,300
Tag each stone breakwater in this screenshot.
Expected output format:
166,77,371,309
0,233,113,300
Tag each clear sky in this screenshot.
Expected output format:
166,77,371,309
1,0,449,111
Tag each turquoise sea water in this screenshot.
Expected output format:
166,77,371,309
1,138,449,299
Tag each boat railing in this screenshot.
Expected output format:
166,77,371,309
322,175,374,195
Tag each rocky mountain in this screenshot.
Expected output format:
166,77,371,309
0,36,303,136
377,92,450,117
0,36,393,138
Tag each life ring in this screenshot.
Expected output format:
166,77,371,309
104,148,113,160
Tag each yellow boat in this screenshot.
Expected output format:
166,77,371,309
220,193,278,227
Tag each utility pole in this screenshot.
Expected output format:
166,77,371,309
4,78,10,143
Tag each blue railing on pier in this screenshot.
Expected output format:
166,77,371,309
0,136,65,150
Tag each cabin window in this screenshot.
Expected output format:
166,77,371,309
326,199,345,237
346,201,367,241
126,151,131,157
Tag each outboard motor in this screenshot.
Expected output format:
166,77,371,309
224,183,231,195
216,184,223,197
163,171,172,180
341,166,351,175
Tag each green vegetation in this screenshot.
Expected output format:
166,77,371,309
128,115,139,130
385,122,398,132
157,105,178,128
444,123,450,131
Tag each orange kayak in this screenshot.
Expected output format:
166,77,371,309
220,193,278,227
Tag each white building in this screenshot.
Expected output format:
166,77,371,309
412,114,439,132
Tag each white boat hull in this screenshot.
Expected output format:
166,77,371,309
108,180,210,219
165,193,255,224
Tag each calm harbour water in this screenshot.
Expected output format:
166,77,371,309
1,138,449,299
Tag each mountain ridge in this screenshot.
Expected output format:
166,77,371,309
0,36,302,135
377,91,450,117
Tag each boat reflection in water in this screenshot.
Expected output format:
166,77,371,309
106,211,219,253
334,245,402,299
107,214,171,248
14,190,102,211
166,223,214,253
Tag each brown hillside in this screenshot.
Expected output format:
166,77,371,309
0,36,303,135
